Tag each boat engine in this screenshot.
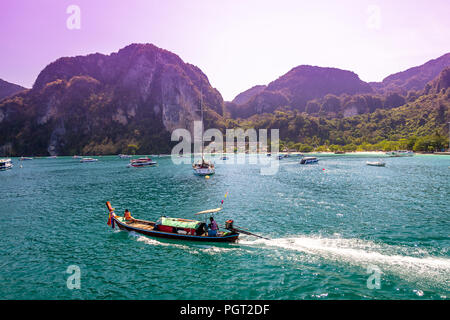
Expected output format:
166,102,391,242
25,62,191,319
225,219,234,230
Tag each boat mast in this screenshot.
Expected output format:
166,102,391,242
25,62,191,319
200,88,204,162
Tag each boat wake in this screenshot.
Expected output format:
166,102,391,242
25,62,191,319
240,236,450,290
128,232,188,249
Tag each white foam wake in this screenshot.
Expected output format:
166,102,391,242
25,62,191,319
128,231,188,249
240,236,450,289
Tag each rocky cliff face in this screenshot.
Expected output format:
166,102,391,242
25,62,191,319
0,44,224,156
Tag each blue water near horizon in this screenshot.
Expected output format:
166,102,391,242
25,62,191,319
0,154,449,299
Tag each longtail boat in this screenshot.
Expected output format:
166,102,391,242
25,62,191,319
105,202,240,243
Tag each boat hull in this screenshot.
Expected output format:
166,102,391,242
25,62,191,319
113,216,238,243
193,167,215,176
300,159,319,164
366,162,385,167
128,162,157,167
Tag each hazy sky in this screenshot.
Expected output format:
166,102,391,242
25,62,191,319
1,0,449,100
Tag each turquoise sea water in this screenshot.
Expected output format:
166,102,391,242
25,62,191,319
1,154,449,299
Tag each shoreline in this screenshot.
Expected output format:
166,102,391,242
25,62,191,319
3,151,450,158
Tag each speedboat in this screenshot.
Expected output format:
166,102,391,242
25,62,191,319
80,158,98,163
300,157,319,164
0,158,13,171
366,160,385,167
19,157,33,161
73,155,82,159
385,150,414,157
118,154,132,159
127,157,157,167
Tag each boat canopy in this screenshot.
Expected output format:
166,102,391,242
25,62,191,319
160,217,201,229
194,207,223,215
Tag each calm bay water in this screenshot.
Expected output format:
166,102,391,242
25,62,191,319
1,154,449,299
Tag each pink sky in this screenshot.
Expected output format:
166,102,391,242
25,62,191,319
1,0,449,100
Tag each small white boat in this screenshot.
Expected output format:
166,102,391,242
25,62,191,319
300,157,319,164
19,157,33,161
385,150,414,157
118,154,132,159
366,160,386,167
47,155,57,159
80,158,98,163
73,155,82,159
0,158,13,171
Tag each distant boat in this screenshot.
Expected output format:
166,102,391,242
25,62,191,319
0,158,13,171
385,150,414,157
220,156,229,160
267,153,271,157
127,157,157,168
300,157,319,164
47,155,57,159
73,155,82,159
192,90,215,176
80,158,98,163
118,154,132,159
277,154,289,160
19,157,33,161
366,160,385,167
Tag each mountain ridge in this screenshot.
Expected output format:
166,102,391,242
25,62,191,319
0,43,224,156
0,79,27,101
0,45,448,156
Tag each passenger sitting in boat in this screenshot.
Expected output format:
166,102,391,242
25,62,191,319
208,217,218,236
124,209,133,221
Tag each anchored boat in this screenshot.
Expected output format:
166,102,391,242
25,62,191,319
105,202,240,243
80,157,98,163
127,157,157,167
193,160,215,176
385,150,414,157
0,158,13,171
300,156,319,164
366,160,386,167
192,90,215,176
